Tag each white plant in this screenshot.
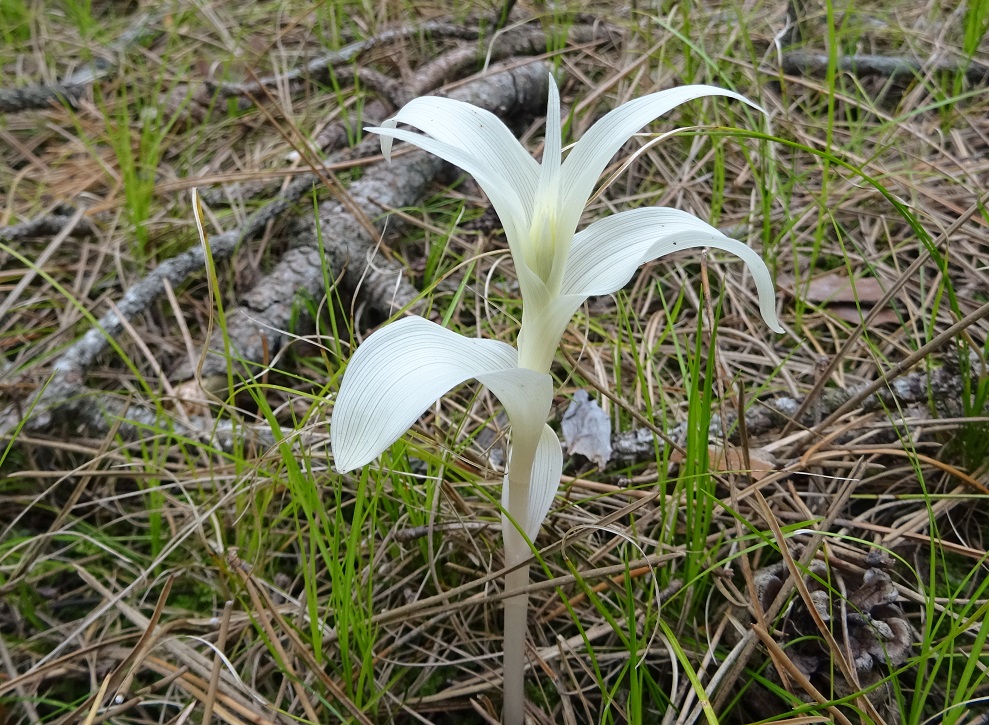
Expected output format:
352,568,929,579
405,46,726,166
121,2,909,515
331,74,782,724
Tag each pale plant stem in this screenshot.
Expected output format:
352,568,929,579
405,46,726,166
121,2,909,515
501,426,540,724
502,563,531,725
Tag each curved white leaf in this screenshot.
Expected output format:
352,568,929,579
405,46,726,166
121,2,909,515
367,125,531,263
559,86,760,234
332,317,522,472
502,423,564,546
562,207,729,293
525,424,564,540
379,95,540,215
538,74,562,190
561,207,783,332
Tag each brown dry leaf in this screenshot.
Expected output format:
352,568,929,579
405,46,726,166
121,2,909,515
779,270,887,304
671,444,776,480
778,272,900,325
171,378,224,417
828,304,900,325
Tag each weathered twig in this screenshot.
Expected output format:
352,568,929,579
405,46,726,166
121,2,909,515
0,82,91,114
0,13,159,114
207,21,483,101
611,353,980,466
780,50,989,85
0,210,94,242
0,62,550,439
175,61,551,382
201,24,610,205
0,181,301,434
212,16,612,103
305,23,610,160
414,23,611,92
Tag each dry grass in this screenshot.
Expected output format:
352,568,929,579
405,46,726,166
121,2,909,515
2,0,989,723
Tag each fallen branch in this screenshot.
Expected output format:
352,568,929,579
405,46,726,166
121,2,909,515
611,353,979,466
253,24,611,169
174,61,551,383
206,16,613,103
0,13,159,114
191,23,609,207
0,178,305,434
0,62,550,440
0,209,93,242
207,21,484,100
780,50,989,85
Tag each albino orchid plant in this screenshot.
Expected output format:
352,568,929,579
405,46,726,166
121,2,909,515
331,75,782,723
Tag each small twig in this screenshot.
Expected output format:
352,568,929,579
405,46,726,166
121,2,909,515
304,24,609,159
416,23,610,92
0,210,94,242
208,21,483,100
393,521,494,543
0,81,88,115
0,12,159,114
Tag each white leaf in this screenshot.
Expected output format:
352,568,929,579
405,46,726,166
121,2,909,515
538,74,562,190
367,126,532,261
561,207,783,332
559,86,760,234
331,317,521,472
502,423,564,543
378,95,539,216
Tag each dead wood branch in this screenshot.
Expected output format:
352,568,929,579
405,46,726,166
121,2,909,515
0,62,549,441
207,21,483,101
780,50,989,85
410,23,613,92
176,61,551,383
0,179,307,435
612,354,979,465
208,18,614,104
0,209,94,242
198,23,610,208
0,13,159,114
269,24,611,170
0,82,90,114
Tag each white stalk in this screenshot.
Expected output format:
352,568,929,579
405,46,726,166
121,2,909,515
502,565,531,725
332,73,784,724
499,389,545,723
502,445,535,724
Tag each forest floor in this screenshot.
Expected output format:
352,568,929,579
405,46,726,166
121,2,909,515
2,0,989,723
